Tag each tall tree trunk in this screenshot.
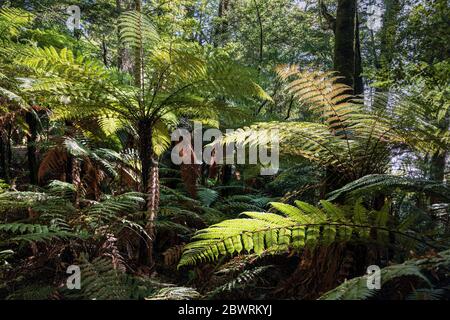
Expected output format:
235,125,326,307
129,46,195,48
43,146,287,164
134,0,144,106
101,37,108,67
133,0,159,269
253,0,264,73
333,0,363,95
0,129,8,183
429,116,449,204
25,111,38,185
379,0,401,69
6,123,12,182
213,0,230,47
324,0,364,195
354,12,363,95
137,119,160,267
116,0,133,72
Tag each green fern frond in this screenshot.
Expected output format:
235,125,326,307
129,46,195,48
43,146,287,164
0,223,84,243
83,192,145,226
318,253,439,300
327,174,450,202
178,200,409,267
118,11,159,49
197,187,219,207
207,265,273,298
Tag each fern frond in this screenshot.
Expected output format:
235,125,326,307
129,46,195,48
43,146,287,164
318,254,438,300
0,223,83,243
207,265,273,298
178,200,412,267
327,174,450,202
118,11,159,49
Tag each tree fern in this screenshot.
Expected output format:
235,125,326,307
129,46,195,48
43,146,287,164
216,68,440,186
178,199,425,267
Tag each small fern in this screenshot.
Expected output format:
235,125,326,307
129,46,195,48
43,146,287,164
318,250,450,300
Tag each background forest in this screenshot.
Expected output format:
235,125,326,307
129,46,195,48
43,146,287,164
0,0,449,300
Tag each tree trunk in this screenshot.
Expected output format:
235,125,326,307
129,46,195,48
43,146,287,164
64,120,74,183
137,119,160,268
116,0,133,72
213,0,230,47
429,113,449,205
6,123,12,179
354,12,363,95
379,0,401,69
253,0,264,73
25,111,38,185
0,130,9,183
333,0,363,95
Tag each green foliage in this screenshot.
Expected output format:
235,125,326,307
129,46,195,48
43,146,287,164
218,68,405,185
63,255,160,300
0,0,449,302
319,249,450,300
0,223,81,243
206,265,273,299
178,199,418,267
327,174,450,202
13,11,269,157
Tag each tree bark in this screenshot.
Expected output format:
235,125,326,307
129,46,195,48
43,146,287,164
116,0,133,72
137,119,160,267
213,0,230,47
0,130,8,183
333,0,363,95
253,0,264,73
133,0,144,108
64,120,74,183
429,116,449,204
25,111,38,185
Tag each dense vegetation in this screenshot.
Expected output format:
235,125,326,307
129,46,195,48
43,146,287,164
0,0,448,300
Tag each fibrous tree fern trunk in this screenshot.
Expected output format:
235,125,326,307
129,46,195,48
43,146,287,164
137,119,160,268
132,0,159,269
25,111,38,185
0,129,8,182
64,120,74,184
133,0,144,94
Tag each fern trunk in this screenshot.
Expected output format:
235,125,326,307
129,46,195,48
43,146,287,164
64,120,76,184
137,119,160,268
25,111,38,185
0,129,8,183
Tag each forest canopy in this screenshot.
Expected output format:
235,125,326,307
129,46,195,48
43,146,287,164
0,0,448,301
